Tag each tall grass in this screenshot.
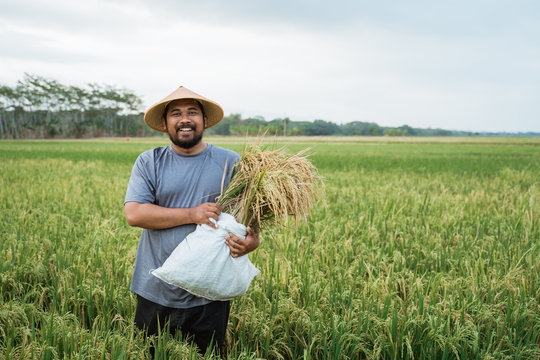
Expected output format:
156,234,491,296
0,137,538,359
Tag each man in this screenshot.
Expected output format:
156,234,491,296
124,85,259,355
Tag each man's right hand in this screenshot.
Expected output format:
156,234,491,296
190,202,222,229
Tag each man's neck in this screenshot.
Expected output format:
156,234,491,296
171,141,207,155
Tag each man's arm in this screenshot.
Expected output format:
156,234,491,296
124,201,222,230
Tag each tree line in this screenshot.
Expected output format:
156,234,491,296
4,75,533,139
0,74,153,138
205,115,454,136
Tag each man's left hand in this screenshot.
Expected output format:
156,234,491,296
225,227,259,258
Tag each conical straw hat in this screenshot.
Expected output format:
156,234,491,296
144,86,224,132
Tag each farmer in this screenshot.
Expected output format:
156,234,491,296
124,85,259,355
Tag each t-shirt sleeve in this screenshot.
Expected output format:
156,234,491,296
229,153,240,177
124,152,156,204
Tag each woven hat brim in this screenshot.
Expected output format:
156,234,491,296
144,86,224,132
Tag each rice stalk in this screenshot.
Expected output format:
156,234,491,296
218,142,322,230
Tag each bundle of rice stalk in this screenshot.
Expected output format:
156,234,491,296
218,142,322,231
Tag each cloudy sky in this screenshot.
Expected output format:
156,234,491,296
1,0,539,132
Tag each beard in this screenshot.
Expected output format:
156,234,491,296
168,124,204,149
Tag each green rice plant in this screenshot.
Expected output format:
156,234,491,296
0,137,538,359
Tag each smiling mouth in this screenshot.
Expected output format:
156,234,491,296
177,127,195,134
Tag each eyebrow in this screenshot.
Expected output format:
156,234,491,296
169,106,200,112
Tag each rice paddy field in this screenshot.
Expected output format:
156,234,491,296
0,136,538,359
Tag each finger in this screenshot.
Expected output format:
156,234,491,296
207,203,222,214
208,212,220,222
230,248,242,258
229,233,245,251
207,219,218,229
225,241,237,256
226,237,242,251
228,232,244,242
247,226,259,236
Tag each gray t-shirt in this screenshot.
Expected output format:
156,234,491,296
125,143,240,308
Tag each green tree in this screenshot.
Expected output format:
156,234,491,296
303,119,341,135
0,74,144,138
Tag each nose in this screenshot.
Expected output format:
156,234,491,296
178,114,193,123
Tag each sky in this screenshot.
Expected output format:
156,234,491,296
0,0,539,133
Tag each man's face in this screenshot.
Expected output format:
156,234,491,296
163,99,206,149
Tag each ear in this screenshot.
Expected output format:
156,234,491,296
162,116,167,131
203,116,208,128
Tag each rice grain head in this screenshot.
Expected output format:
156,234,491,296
218,143,322,231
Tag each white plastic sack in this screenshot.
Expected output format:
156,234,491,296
151,212,260,300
